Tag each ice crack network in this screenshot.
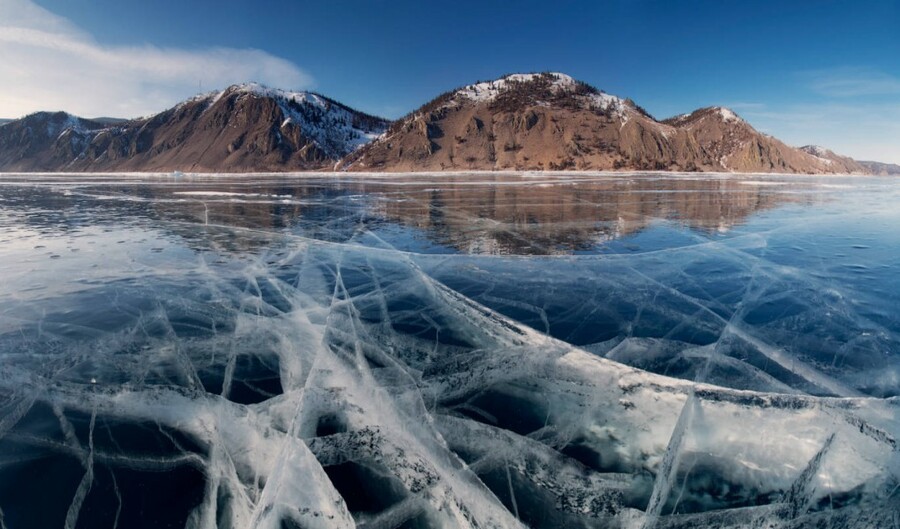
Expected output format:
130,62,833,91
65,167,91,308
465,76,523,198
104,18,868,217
0,174,898,528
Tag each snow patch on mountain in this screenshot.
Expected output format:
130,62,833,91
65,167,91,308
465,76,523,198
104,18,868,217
235,83,387,157
803,145,832,157
197,83,388,158
801,145,836,165
31,112,102,140
717,107,742,123
454,72,626,115
456,72,579,102
666,107,745,128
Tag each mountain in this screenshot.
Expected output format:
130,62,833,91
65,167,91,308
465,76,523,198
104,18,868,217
0,74,890,174
0,112,108,171
661,109,866,174
0,84,388,172
342,72,867,174
856,159,900,175
798,145,869,174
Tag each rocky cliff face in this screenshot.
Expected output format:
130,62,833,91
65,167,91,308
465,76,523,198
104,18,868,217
0,84,388,172
342,73,867,174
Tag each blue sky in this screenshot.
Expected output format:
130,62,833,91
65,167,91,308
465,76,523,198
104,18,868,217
2,0,899,162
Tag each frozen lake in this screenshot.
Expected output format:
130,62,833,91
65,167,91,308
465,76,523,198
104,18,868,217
0,173,898,528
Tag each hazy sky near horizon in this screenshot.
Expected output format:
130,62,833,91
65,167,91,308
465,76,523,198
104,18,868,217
2,0,899,163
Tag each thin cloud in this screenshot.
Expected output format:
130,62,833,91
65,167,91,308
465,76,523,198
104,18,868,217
0,0,313,118
804,67,900,98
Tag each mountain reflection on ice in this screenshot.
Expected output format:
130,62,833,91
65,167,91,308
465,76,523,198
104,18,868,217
0,173,898,528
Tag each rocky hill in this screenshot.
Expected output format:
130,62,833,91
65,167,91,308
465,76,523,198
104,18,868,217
856,159,900,175
0,84,388,172
0,74,888,174
797,145,869,174
342,73,867,174
0,112,107,171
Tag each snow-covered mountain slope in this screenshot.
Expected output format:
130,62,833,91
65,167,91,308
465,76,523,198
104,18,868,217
665,106,746,128
199,83,386,159
0,85,388,172
453,72,628,117
0,111,107,171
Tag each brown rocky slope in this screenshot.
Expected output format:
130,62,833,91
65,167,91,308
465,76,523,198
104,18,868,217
341,72,866,174
0,112,108,171
0,84,388,172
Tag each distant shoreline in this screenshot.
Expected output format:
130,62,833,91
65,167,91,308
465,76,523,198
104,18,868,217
0,170,884,179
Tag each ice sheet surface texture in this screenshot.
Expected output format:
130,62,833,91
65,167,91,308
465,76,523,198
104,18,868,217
0,173,898,528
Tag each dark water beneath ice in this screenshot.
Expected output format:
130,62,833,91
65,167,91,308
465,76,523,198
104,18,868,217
0,172,898,528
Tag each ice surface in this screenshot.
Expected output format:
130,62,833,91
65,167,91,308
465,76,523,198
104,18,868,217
0,173,898,528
